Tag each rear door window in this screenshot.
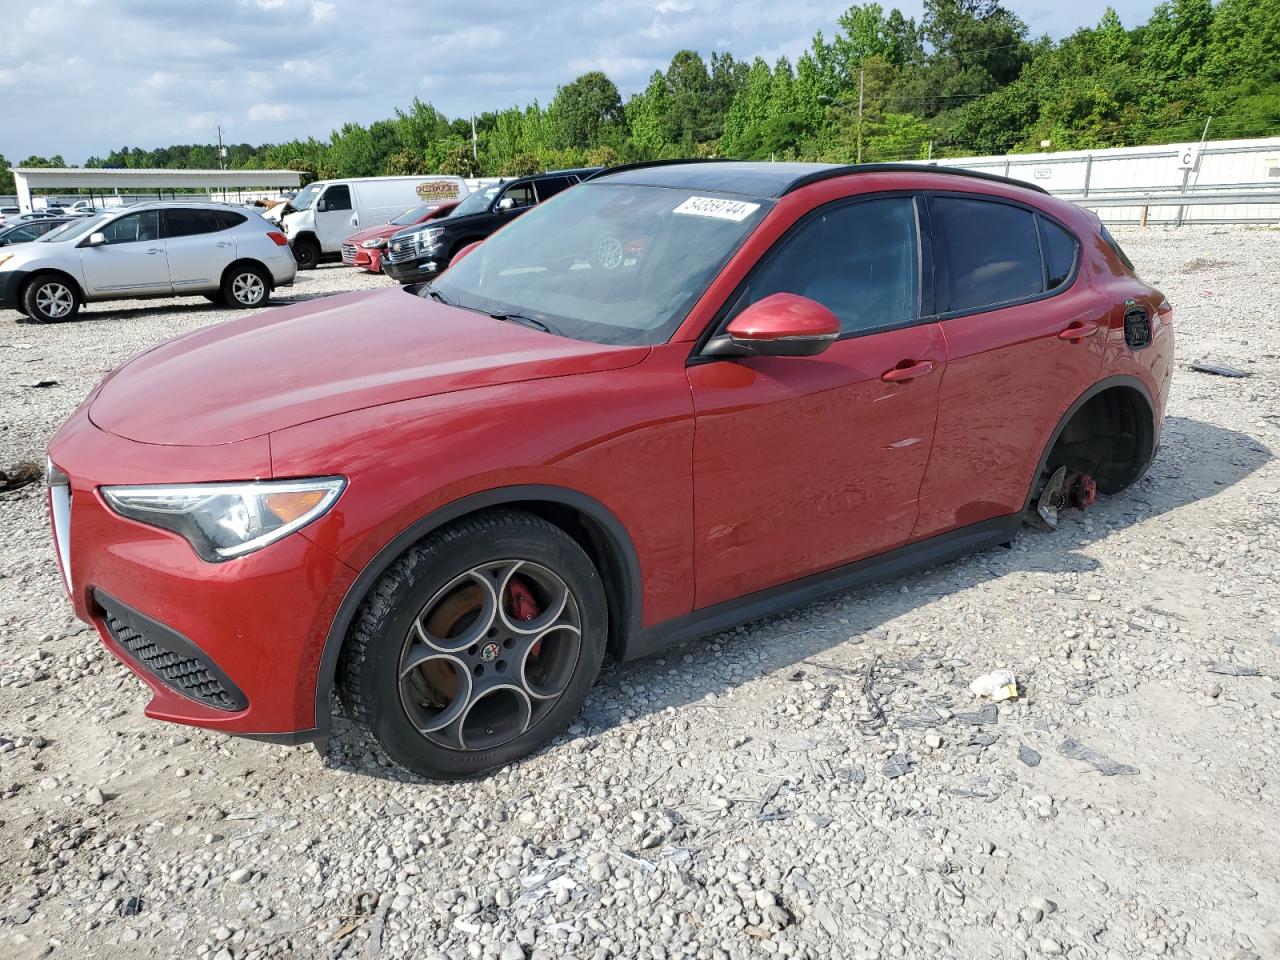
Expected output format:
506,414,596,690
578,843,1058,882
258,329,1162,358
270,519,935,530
732,196,920,336
534,177,573,202
930,196,1044,312
164,209,224,238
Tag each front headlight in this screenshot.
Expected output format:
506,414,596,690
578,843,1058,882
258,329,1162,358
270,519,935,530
101,477,345,562
417,227,444,249
360,237,388,249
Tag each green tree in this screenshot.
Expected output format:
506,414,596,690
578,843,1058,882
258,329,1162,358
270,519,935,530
436,141,479,178
0,155,14,195
549,72,625,150
626,71,675,158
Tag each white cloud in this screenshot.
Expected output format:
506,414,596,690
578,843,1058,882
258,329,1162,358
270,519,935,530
655,1,693,13
186,111,222,131
0,69,15,86
248,102,298,123
139,70,177,94
310,1,336,23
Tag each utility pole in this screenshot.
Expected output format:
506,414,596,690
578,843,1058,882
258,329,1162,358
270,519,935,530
471,115,478,164
856,66,865,165
217,125,226,171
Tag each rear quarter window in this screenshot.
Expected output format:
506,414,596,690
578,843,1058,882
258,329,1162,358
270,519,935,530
1100,225,1136,272
1038,218,1079,290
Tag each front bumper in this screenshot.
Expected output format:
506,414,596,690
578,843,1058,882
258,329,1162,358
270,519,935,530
46,407,357,740
0,268,29,308
383,255,443,285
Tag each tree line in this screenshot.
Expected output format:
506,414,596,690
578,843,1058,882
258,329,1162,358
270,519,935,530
2,0,1276,193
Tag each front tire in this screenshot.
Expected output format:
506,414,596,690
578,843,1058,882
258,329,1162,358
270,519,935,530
222,265,271,308
293,237,320,271
22,275,80,323
337,510,606,780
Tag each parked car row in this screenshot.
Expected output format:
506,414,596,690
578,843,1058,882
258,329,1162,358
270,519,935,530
275,175,471,269
381,168,599,284
0,201,296,322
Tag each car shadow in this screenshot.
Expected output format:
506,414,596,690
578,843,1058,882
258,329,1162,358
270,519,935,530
321,415,1271,780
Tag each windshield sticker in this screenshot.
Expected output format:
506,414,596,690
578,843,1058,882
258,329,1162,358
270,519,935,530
672,196,761,222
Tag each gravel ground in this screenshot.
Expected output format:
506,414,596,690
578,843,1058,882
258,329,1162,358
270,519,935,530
1,231,1278,960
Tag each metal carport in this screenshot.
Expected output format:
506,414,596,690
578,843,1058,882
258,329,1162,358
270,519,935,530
9,167,301,212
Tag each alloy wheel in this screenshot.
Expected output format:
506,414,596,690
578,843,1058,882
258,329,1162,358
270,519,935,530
35,282,74,319
397,559,582,751
232,272,266,305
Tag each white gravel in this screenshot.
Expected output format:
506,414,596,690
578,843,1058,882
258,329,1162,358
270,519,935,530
1,231,1279,960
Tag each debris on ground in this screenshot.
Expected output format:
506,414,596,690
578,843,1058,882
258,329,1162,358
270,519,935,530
1189,361,1250,378
1206,661,1261,677
883,754,915,779
1058,738,1140,776
970,670,1019,701
1018,744,1042,767
0,461,42,490
22,379,58,388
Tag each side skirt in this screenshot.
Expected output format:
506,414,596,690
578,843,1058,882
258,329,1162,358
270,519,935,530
622,514,1022,661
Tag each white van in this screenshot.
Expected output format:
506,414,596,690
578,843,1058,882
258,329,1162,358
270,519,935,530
279,176,470,269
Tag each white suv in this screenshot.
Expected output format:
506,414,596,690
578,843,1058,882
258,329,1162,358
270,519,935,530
0,201,297,323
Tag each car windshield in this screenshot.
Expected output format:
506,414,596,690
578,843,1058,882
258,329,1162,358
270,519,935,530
430,183,772,346
40,212,111,242
450,186,499,217
390,203,439,226
289,183,322,212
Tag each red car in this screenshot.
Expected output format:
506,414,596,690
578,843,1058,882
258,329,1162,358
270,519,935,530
340,200,459,272
46,162,1173,779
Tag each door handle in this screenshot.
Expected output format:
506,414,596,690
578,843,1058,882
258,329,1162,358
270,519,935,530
215,241,231,248
145,248,164,254
881,360,936,383
1058,321,1099,341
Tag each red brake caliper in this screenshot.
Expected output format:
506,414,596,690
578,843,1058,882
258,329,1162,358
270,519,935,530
506,578,543,656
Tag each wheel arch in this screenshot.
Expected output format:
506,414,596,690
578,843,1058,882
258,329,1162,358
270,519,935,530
311,484,643,737
22,267,86,304
220,258,273,290
1021,374,1158,512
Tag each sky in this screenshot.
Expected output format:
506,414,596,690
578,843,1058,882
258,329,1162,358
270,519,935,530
0,0,1161,164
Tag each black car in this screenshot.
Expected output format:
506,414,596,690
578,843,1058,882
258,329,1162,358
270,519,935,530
383,168,600,284
0,218,72,245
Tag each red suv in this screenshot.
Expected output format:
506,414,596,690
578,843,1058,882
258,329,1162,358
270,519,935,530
46,162,1173,779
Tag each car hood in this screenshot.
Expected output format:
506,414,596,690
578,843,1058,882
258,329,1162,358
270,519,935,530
345,224,404,245
89,288,649,446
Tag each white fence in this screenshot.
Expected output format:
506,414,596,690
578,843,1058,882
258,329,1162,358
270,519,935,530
910,136,1280,225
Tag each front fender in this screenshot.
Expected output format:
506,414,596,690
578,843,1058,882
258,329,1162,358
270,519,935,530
268,353,697,733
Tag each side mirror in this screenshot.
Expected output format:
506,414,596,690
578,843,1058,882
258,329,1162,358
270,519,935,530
84,232,106,247
497,197,516,211
704,293,840,359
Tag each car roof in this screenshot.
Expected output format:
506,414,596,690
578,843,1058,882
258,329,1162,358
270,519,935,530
100,200,258,213
590,160,1048,199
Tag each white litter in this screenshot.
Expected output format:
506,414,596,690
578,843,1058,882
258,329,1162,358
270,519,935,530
969,670,1019,702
